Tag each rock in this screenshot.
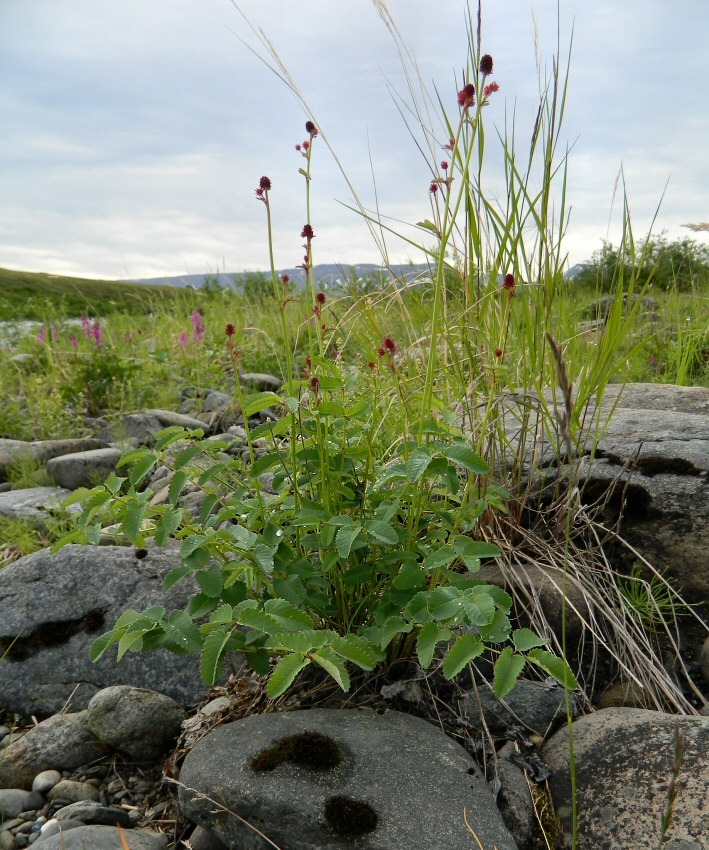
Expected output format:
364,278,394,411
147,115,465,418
36,821,85,842
0,829,15,850
47,780,100,804
0,487,79,525
141,409,209,432
53,801,132,827
458,679,579,735
0,439,110,483
582,294,658,319
238,372,282,391
0,790,44,819
493,742,537,850
46,449,122,490
202,391,232,414
700,635,709,683
498,384,709,603
31,771,62,795
187,826,229,850
179,707,518,850
476,561,589,643
84,686,185,760
542,707,709,849
32,825,167,849
0,545,231,717
597,680,648,708
0,715,105,791
96,414,166,447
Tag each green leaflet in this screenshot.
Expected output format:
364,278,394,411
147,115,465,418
331,634,383,670
201,627,233,685
493,647,527,699
311,648,350,692
442,633,484,679
527,649,579,690
266,654,311,699
335,524,361,558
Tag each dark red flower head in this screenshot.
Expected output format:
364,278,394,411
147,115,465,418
315,291,326,304
282,274,290,284
377,347,386,358
484,82,500,98
503,273,516,290
225,323,236,336
479,54,493,75
457,83,476,109
310,376,320,393
305,120,318,136
495,347,503,358
430,181,439,194
383,337,397,353
301,224,315,240
368,360,376,370
259,176,271,191
441,160,449,171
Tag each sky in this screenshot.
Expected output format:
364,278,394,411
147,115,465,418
1,0,707,280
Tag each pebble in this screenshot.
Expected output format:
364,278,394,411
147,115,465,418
47,781,99,805
31,772,61,796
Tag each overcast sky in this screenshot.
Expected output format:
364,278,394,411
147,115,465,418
1,1,707,280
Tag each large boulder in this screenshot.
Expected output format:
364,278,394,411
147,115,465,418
47,448,122,490
178,707,519,850
542,707,709,849
0,545,231,716
500,384,709,602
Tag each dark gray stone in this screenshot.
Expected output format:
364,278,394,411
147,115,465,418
187,826,229,850
493,742,537,850
96,414,166,447
53,801,132,827
0,790,44,819
47,449,122,490
0,545,228,717
179,707,518,850
84,686,185,759
141,409,208,432
238,373,282,392
0,715,105,791
33,825,167,849
458,679,579,735
542,708,709,849
0,487,78,525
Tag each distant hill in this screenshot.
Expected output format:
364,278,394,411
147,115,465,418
122,263,434,291
0,267,196,321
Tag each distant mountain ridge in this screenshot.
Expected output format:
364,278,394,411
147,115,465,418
122,263,432,291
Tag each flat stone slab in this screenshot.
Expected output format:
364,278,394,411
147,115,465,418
179,707,518,850
0,486,78,524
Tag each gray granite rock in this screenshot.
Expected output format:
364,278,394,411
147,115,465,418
0,545,229,717
141,409,208,432
0,790,44,819
179,707,518,850
96,414,166,447
47,780,99,804
53,801,132,827
0,715,105,791
47,448,122,490
238,372,282,392
33,825,167,849
31,771,62,796
0,439,109,483
542,708,709,849
0,487,78,525
458,678,579,735
84,686,185,760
